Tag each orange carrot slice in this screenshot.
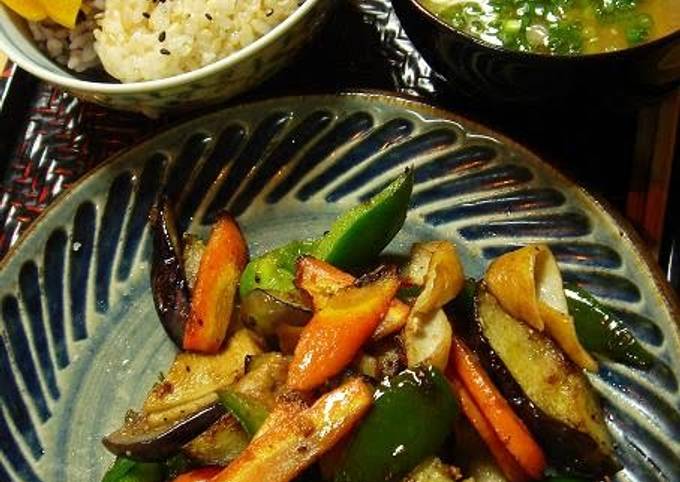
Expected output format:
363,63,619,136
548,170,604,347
172,467,222,482
449,336,546,479
184,214,248,353
276,324,305,355
295,256,408,340
450,377,529,482
211,378,373,482
287,268,399,390
295,256,354,307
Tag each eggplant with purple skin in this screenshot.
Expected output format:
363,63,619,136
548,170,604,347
182,352,289,465
240,289,312,340
102,329,262,464
149,197,191,348
448,282,620,478
103,402,226,462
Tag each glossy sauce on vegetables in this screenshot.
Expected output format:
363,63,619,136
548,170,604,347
421,0,680,54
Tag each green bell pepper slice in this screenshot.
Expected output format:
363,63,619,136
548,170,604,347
217,389,270,438
240,240,317,297
101,458,163,482
101,455,191,482
565,284,654,369
313,170,414,269
333,365,458,482
240,171,414,297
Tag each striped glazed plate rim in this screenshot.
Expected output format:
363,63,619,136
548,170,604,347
2,91,677,317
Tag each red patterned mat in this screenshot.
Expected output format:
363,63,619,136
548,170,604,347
0,78,162,255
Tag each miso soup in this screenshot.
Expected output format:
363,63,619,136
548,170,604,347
421,0,680,54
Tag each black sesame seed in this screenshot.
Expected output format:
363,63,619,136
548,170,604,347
142,12,150,19
158,31,166,42
205,13,213,20
160,48,171,55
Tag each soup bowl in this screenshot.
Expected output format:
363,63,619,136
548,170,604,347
0,0,333,116
392,0,680,104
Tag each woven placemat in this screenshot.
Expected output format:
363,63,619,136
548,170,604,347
0,83,161,254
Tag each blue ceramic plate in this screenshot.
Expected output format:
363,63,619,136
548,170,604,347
0,93,678,482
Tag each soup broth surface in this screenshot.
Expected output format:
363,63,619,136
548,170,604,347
422,0,680,54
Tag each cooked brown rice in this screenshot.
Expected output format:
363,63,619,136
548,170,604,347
28,0,302,82
28,0,104,73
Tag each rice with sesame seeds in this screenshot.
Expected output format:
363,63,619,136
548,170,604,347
27,0,302,82
94,0,301,82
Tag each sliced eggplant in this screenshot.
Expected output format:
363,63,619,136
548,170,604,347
453,283,620,478
149,197,191,348
182,234,206,291
182,352,289,465
144,329,263,415
182,413,250,466
232,352,289,408
103,402,226,462
240,289,312,339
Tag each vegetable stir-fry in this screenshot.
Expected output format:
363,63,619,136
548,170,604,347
102,170,649,482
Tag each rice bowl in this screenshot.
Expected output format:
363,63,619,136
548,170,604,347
19,0,304,82
0,0,330,113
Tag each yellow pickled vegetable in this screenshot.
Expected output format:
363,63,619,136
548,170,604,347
42,0,82,29
1,0,82,29
1,0,47,22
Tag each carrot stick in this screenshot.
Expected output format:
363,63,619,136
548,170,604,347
211,378,373,482
184,214,248,353
276,324,305,355
450,377,529,482
296,256,408,340
252,401,306,440
449,336,546,479
172,467,222,482
295,256,354,305
288,270,399,391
